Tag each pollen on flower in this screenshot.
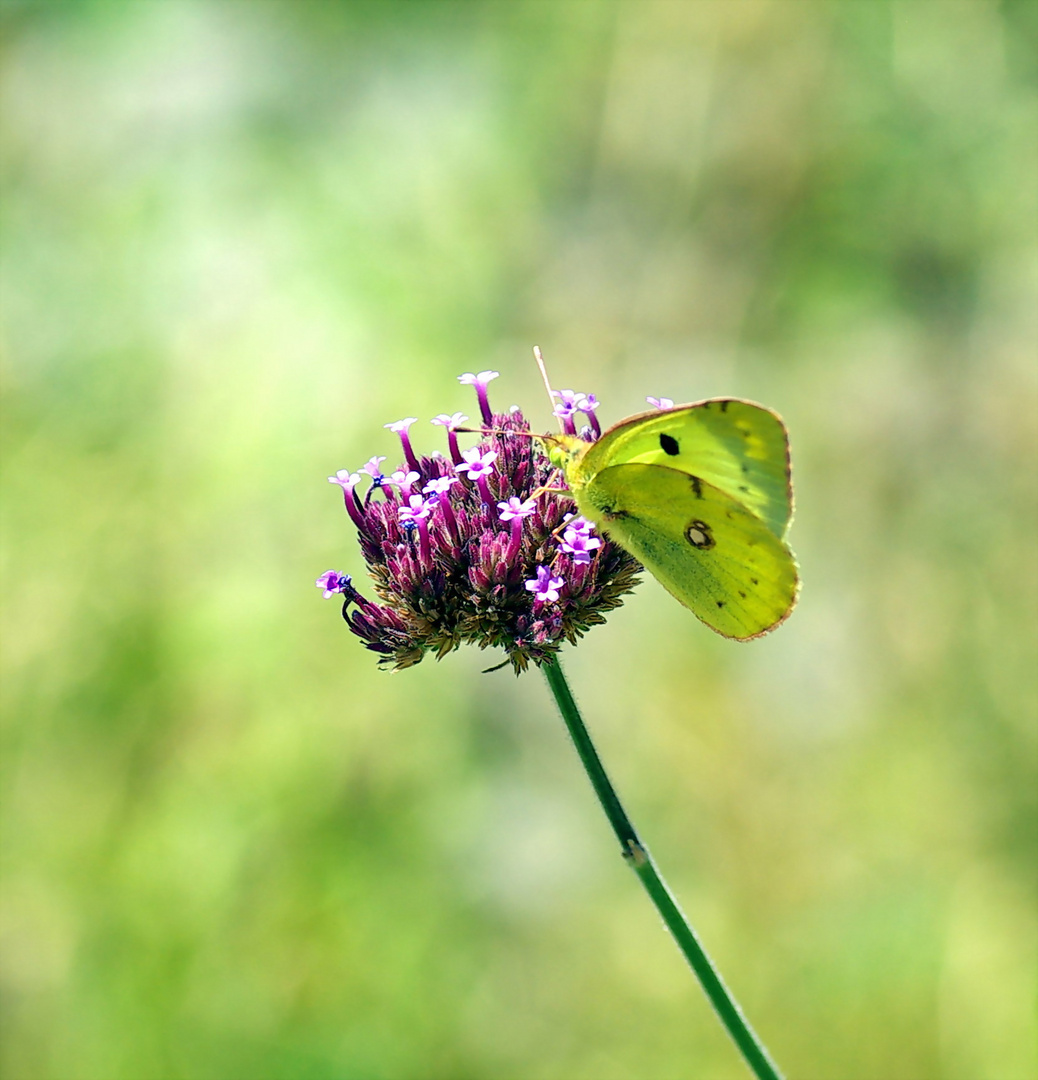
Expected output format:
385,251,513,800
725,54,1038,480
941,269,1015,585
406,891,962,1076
319,371,641,673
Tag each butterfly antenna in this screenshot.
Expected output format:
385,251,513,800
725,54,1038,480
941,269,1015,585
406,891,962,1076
533,345,564,434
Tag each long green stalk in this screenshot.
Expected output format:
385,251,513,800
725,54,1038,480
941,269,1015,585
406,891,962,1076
541,655,784,1080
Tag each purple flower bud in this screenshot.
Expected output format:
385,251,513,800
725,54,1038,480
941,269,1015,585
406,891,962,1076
458,371,499,425
525,565,566,604
647,397,674,410
385,417,420,472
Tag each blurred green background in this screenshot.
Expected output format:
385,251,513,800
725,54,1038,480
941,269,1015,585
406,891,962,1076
2,2,1036,1078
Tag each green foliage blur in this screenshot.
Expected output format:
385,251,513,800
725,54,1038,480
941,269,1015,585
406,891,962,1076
2,3,1035,1078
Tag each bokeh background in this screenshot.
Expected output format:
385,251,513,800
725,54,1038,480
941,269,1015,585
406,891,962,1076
2,2,1036,1078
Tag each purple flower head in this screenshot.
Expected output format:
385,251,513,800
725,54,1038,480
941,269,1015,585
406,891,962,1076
316,570,353,599
525,565,566,604
458,370,500,425
497,497,536,522
320,377,641,673
385,417,418,435
647,396,675,410
455,447,498,481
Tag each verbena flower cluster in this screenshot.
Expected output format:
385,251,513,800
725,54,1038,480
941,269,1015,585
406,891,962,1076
317,371,641,673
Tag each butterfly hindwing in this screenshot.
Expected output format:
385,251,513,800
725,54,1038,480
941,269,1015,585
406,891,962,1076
576,399,792,538
577,462,799,639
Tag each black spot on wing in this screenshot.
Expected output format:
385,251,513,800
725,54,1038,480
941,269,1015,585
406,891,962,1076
684,520,714,549
716,600,725,608
690,475,702,498
660,433,680,456
720,401,729,413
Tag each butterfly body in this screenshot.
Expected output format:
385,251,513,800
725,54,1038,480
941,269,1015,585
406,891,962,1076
547,398,799,640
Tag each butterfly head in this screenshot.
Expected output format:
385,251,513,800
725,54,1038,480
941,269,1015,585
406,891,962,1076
542,434,588,479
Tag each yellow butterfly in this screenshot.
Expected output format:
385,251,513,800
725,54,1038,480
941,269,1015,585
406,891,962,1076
544,395,799,641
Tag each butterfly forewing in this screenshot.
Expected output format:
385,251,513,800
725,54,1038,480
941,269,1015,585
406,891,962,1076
576,399,792,538
579,463,799,639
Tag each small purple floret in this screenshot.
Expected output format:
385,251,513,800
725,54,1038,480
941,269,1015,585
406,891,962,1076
423,476,458,497
560,518,602,565
576,392,601,437
499,496,536,560
431,413,468,464
316,570,352,599
328,470,367,529
386,469,421,496
458,371,499,425
361,456,387,478
455,447,498,482
385,417,420,472
497,497,536,522
525,565,566,604
647,397,674,410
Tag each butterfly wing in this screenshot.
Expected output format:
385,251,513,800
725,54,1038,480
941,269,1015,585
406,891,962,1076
574,400,792,538
577,462,799,639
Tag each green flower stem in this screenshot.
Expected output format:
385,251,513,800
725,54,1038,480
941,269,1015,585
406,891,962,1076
541,655,784,1080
